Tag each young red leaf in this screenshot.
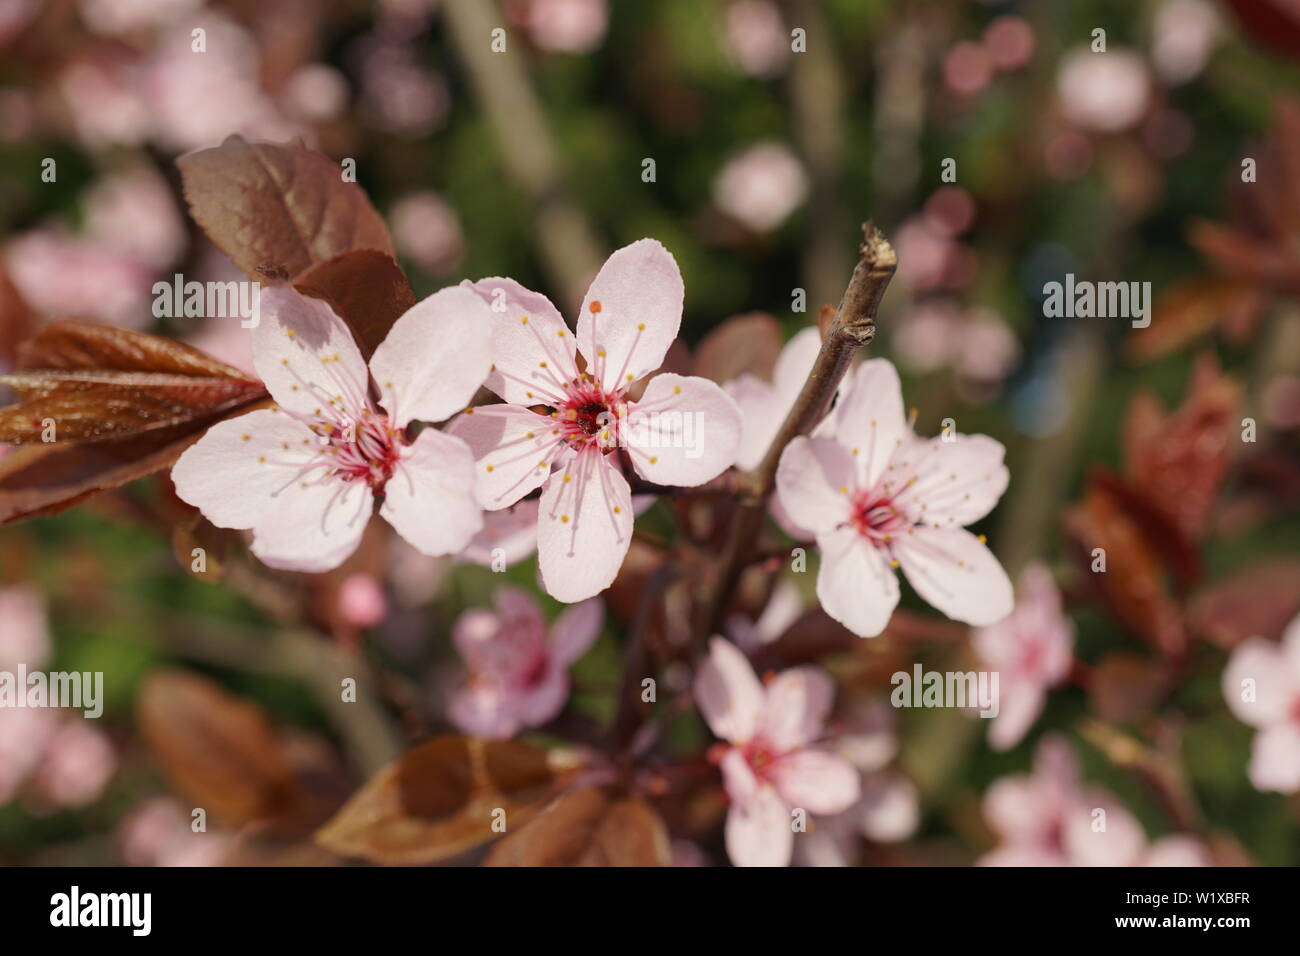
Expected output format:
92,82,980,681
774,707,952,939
293,250,416,361
177,135,395,282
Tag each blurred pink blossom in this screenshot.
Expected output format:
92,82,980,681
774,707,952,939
0,586,50,670
979,735,1208,866
391,192,466,275
1152,0,1219,86
457,500,540,569
724,0,790,78
282,64,350,122
0,706,55,806
28,718,117,809
119,797,232,867
972,563,1074,751
1056,47,1151,133
944,41,994,97
448,587,603,738
695,637,859,867
509,0,608,54
725,578,803,651
5,227,156,327
983,15,1035,72
78,0,201,35
725,326,823,471
338,573,388,629
712,142,808,233
58,57,151,148
1222,611,1300,793
84,164,186,271
356,39,449,137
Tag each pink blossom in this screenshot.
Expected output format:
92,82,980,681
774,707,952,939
724,0,790,78
512,0,609,54
282,64,349,123
172,286,493,572
119,797,232,867
5,227,156,328
1152,0,1219,86
0,586,50,670
695,637,860,867
775,359,1013,637
972,562,1074,751
983,16,1036,72
1056,47,1151,133
712,142,809,233
0,706,55,806
28,718,117,809
458,499,540,569
725,327,823,471
78,0,201,35
84,164,186,271
1222,612,1300,793
448,587,603,738
390,191,465,275
450,240,742,603
725,578,803,651
58,56,151,148
979,735,1208,866
338,573,388,629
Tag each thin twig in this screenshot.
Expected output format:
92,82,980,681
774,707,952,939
697,223,897,640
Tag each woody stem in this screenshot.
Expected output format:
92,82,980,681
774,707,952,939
696,222,897,642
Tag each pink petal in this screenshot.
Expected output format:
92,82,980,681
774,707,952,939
451,608,501,662
982,775,1059,843
448,405,561,509
770,749,861,816
577,239,684,393
370,286,494,428
458,500,539,567
1063,789,1147,866
1222,637,1291,727
725,373,782,471
447,683,519,739
774,436,855,536
1144,836,1210,867
896,432,1009,526
249,477,373,572
825,359,909,490
815,526,900,638
986,680,1045,752
771,327,824,400
549,598,604,665
724,783,793,867
380,428,483,557
894,525,1013,626
171,409,322,530
720,747,760,805
695,637,764,743
461,276,579,405
760,666,834,751
512,665,570,728
978,844,1070,867
493,585,544,625
536,449,633,603
626,373,742,486
1248,723,1300,793
252,287,370,419
857,772,920,843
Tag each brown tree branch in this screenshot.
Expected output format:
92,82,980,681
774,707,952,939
696,223,896,640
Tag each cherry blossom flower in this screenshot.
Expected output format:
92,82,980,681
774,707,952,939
447,587,603,738
725,578,804,651
1222,611,1300,793
4,227,156,328
119,797,232,867
509,0,609,54
338,573,388,629
794,701,919,866
972,562,1074,751
172,286,492,572
458,500,540,568
724,0,790,78
450,239,742,603
0,586,50,671
775,358,1013,638
27,717,117,810
695,637,860,867
1056,47,1151,133
979,735,1208,866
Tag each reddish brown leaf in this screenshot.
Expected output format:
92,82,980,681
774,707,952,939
1224,0,1300,63
1123,354,1240,541
293,250,415,361
137,670,303,827
0,321,266,443
315,735,566,865
1127,278,1264,362
692,312,784,385
1188,560,1300,650
483,788,670,867
177,134,394,282
1065,473,1188,658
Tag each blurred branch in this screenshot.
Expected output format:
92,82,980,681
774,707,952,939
1079,717,1205,835
787,0,850,308
697,223,896,639
442,0,606,309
